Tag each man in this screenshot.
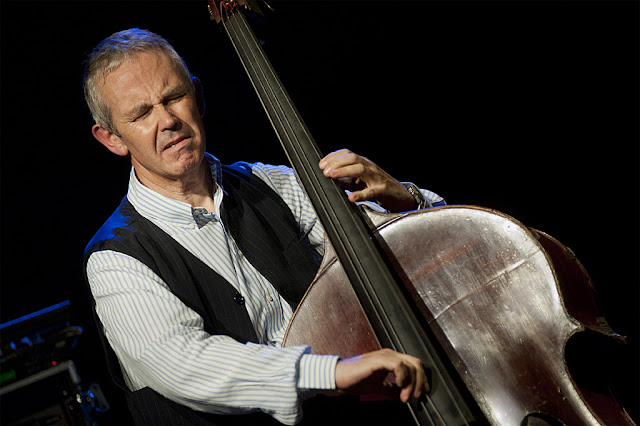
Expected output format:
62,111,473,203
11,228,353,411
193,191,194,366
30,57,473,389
83,28,445,425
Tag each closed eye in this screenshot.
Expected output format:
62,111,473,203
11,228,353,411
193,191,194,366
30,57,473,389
128,106,151,122
165,93,185,104
125,85,191,123
162,85,189,105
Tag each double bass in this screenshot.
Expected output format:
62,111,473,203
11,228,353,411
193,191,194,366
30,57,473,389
207,2,636,424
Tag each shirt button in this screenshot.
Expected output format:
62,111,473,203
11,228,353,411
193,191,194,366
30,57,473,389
233,293,245,306
266,295,274,303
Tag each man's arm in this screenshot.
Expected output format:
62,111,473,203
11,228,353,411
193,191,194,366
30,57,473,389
86,250,338,425
250,158,445,251
319,149,445,212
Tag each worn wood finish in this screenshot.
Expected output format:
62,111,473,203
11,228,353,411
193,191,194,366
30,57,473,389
284,240,381,357
531,229,624,340
529,230,634,425
284,206,633,425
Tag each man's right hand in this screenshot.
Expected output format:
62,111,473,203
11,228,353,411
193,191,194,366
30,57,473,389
334,348,429,403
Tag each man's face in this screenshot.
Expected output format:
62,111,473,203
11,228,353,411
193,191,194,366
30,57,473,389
95,51,206,187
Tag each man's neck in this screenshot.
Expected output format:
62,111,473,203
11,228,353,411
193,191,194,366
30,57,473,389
134,161,217,213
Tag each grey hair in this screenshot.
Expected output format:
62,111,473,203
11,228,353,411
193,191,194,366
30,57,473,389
83,28,193,136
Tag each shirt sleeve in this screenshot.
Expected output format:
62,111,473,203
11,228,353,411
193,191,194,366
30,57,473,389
249,163,327,251
418,186,446,207
86,249,338,425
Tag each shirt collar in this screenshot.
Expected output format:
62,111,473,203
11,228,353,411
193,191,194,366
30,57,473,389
127,152,224,227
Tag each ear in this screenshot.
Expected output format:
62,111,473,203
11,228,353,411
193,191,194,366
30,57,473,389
92,124,129,157
192,76,205,118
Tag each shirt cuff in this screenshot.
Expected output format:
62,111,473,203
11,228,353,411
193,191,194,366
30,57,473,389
297,354,340,391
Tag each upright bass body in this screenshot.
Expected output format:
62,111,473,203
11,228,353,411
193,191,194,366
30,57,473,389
205,3,632,423
284,205,634,426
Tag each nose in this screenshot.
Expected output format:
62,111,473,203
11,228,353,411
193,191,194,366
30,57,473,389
157,104,179,132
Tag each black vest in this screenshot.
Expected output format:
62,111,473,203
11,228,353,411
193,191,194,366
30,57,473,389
83,162,321,425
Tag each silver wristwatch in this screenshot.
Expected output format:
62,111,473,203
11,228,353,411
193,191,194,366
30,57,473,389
402,182,430,210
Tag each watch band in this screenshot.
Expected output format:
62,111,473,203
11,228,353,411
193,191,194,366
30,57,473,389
402,182,430,210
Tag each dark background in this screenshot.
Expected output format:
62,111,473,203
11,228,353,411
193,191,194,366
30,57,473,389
1,0,638,424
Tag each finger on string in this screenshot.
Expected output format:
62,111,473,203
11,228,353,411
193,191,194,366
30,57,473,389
348,186,377,203
414,366,428,398
319,149,352,169
326,154,361,173
323,162,365,179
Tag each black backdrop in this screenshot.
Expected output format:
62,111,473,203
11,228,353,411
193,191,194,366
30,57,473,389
1,0,638,424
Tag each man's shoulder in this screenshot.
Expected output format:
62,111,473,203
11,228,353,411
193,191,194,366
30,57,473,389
221,161,254,179
83,197,144,259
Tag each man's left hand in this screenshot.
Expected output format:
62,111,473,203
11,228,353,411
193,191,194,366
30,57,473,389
319,149,416,212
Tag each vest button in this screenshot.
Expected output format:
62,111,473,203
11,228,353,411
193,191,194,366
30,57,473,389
233,293,245,305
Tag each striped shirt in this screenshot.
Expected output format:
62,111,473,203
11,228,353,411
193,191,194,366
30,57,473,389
86,153,444,424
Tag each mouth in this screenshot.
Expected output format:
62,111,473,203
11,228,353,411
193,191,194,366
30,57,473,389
163,136,188,151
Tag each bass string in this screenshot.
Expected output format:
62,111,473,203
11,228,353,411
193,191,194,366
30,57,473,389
220,6,467,425
225,8,404,359
225,8,321,170
229,9,407,343
223,8,447,423
222,10,443,424
223,8,391,319
222,8,334,232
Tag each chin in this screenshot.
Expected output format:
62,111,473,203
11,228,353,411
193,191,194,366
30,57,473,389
171,154,204,177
